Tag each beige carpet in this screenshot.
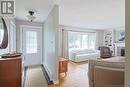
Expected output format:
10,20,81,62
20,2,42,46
25,65,48,87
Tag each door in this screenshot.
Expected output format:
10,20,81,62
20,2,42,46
21,26,42,66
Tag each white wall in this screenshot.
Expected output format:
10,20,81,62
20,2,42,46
43,5,59,84
96,30,104,49
126,0,130,86
15,19,43,52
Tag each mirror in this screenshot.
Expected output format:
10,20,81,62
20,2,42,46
0,19,4,44
0,17,8,49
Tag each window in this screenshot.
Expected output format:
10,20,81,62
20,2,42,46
68,31,96,50
26,31,37,54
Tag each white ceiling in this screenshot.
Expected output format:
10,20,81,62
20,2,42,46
15,0,125,29
15,0,54,22
59,0,125,29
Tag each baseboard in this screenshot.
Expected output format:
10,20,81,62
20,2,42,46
23,66,28,87
53,80,59,85
41,64,53,85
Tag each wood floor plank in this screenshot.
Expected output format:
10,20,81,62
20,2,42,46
49,61,89,87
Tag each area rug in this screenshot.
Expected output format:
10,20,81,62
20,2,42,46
25,65,48,87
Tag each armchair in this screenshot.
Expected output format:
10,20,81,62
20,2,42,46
88,57,125,87
99,46,112,58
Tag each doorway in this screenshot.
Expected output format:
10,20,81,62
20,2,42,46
20,25,42,66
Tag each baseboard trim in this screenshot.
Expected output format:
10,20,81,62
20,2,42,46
53,80,59,85
23,66,28,87
41,65,53,85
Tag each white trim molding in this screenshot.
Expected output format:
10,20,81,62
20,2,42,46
43,63,59,85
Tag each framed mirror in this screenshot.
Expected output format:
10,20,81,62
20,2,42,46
0,17,8,49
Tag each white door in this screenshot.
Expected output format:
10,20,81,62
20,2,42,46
21,26,42,66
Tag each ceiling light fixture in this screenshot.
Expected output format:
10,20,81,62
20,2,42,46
27,11,36,22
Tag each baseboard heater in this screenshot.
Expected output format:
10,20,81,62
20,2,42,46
41,65,53,85
23,66,28,87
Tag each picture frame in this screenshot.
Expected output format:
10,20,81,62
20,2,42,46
116,30,125,42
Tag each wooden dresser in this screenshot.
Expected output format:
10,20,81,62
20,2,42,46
59,58,68,74
0,57,22,87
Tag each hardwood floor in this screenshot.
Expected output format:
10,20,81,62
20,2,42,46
49,61,89,87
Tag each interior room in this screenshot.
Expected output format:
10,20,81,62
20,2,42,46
0,0,127,87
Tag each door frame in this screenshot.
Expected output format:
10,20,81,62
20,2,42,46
20,25,43,65
9,20,16,52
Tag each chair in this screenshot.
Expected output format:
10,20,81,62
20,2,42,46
88,58,125,87
99,46,112,58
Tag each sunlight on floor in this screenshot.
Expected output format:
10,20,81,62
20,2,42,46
49,61,89,87
25,61,89,87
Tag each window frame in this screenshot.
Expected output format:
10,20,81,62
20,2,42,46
68,31,96,51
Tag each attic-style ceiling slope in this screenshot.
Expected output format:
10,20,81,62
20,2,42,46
15,0,54,22
59,0,125,29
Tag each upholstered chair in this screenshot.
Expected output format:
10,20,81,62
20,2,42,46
99,46,112,58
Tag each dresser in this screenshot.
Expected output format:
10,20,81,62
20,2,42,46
0,57,22,87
